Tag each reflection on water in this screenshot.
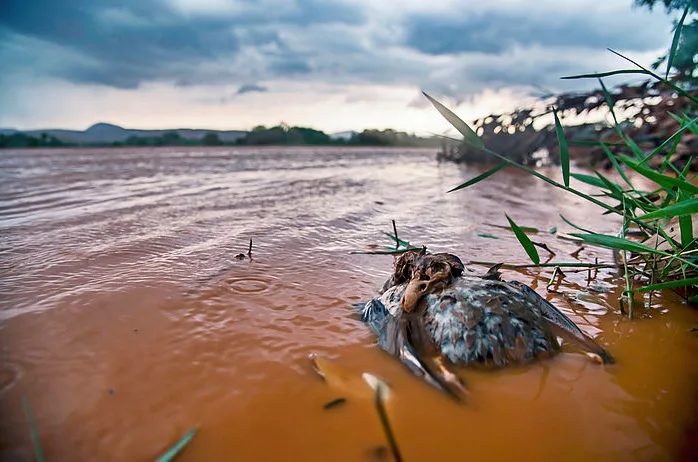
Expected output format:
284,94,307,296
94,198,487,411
0,146,697,461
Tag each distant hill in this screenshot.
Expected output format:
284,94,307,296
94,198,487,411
0,123,248,144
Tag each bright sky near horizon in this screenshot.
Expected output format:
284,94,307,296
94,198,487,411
0,0,677,135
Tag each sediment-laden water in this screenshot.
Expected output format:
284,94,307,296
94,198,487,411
1,146,697,461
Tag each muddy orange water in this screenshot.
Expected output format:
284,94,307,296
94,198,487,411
1,146,697,462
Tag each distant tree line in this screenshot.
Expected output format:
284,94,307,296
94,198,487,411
0,124,441,149
0,132,67,148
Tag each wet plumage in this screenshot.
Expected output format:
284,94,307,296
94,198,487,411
360,250,613,397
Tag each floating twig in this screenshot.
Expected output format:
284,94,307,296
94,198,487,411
350,248,423,255
373,384,402,462
323,398,347,410
248,238,253,259
533,241,556,256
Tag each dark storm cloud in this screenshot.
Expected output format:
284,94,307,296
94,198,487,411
0,0,363,88
403,10,664,56
0,0,672,97
236,83,268,94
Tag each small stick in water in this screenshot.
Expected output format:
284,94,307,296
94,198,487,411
373,383,402,462
323,398,347,410
392,220,399,250
248,238,253,259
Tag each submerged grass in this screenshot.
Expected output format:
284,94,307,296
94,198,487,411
21,395,196,462
424,4,698,313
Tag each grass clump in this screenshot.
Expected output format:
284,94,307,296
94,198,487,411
424,4,698,315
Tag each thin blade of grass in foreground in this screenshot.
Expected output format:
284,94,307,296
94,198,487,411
155,428,197,462
618,155,698,195
422,92,484,149
638,197,698,220
22,397,45,462
448,162,507,192
373,383,402,462
666,5,690,80
679,212,694,249
506,214,540,264
571,172,608,189
561,69,650,80
553,107,570,187
632,277,698,293
569,233,671,256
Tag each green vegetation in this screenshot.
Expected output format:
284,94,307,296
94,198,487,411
426,3,698,314
0,133,67,148
0,125,442,149
22,395,196,462
636,0,697,85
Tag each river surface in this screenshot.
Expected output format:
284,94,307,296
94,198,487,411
1,146,697,462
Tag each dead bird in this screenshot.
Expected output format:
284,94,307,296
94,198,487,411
360,249,614,399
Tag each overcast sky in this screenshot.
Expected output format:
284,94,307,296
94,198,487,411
0,0,677,134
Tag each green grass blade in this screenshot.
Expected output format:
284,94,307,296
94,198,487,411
666,5,690,80
22,397,45,462
560,214,597,234
667,112,698,134
647,115,697,160
598,78,620,128
553,107,570,187
571,173,608,189
382,232,411,248
505,214,540,264
606,48,698,105
638,197,698,220
561,69,650,80
569,232,670,256
448,162,507,192
423,92,484,149
155,428,197,462
679,214,694,248
632,277,698,293
618,155,698,194
601,143,634,188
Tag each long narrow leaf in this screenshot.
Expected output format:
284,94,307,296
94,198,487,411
666,5,690,79
606,48,698,105
560,214,597,234
571,173,607,189
448,162,507,192
601,143,634,188
648,115,698,160
382,232,411,248
598,78,620,128
155,428,197,462
679,214,694,248
638,197,698,220
618,155,698,194
22,397,45,462
553,107,570,187
569,232,670,256
423,92,484,149
632,277,698,293
506,214,540,264
561,69,650,80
